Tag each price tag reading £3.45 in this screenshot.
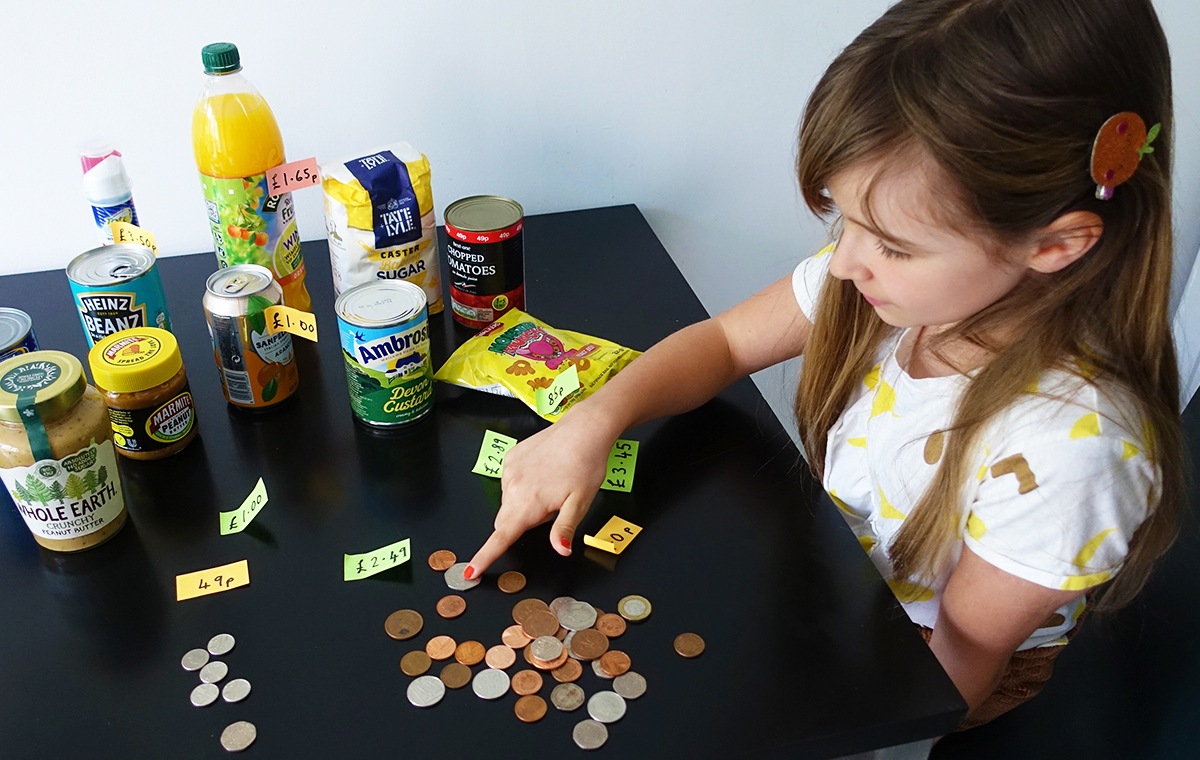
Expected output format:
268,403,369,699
220,478,268,535
472,431,638,492
176,559,250,601
265,157,321,198
344,538,411,581
264,305,318,342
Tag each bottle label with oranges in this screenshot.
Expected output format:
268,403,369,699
199,171,305,287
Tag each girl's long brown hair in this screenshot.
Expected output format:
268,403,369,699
795,0,1182,610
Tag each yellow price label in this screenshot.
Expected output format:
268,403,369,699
176,559,250,601
583,516,643,555
264,306,318,342
220,478,268,535
344,538,411,581
109,221,157,255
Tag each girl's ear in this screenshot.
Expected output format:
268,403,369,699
1027,211,1104,274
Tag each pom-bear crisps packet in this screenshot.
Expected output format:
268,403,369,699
320,142,444,311
434,309,640,422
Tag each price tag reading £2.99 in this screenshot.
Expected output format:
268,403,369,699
220,477,268,535
344,538,411,581
265,157,321,197
264,305,318,342
176,559,250,601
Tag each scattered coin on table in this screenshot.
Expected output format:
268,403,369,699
384,609,424,641
612,671,646,700
588,690,627,724
573,719,609,750
199,660,228,684
557,601,598,631
552,658,583,683
485,644,517,669
428,550,457,571
515,694,548,723
617,594,652,622
181,648,209,671
445,562,480,591
497,571,526,594
439,662,473,689
552,682,586,711
408,675,445,707
674,632,706,658
570,628,609,660
502,624,532,649
207,633,236,656
220,721,257,753
472,668,510,700
511,598,550,626
511,669,543,695
522,610,560,639
598,650,632,677
555,626,569,641
401,650,432,677
426,635,457,661
190,683,219,707
455,640,486,666
595,613,626,638
436,595,467,619
548,596,575,617
591,659,613,679
222,678,252,703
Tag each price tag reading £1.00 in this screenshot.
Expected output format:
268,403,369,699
265,157,321,197
176,559,250,601
264,305,318,342
344,538,411,581
109,221,158,255
220,477,268,535
583,516,643,555
535,365,580,416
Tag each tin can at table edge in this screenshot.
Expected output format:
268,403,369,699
444,195,525,329
67,244,171,348
335,280,433,427
0,308,38,363
202,264,298,409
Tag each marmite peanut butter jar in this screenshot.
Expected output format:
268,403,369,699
0,350,127,552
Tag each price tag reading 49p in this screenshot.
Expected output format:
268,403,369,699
176,560,250,601
344,538,411,581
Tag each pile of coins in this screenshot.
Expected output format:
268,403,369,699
179,633,256,753
385,549,705,751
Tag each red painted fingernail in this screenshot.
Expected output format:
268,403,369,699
559,538,571,549
463,566,475,580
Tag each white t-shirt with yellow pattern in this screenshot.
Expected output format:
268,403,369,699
793,247,1157,650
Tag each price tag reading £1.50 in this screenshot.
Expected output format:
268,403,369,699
109,221,158,255
265,157,321,197
344,538,411,581
264,305,318,342
220,478,268,535
583,516,643,555
176,559,250,601
535,365,580,416
472,431,638,492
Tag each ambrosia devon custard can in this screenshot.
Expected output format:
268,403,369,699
444,195,525,329
335,280,433,426
67,244,172,347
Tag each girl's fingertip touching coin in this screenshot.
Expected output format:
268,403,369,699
463,565,475,580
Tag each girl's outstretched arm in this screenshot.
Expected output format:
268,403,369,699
465,273,812,576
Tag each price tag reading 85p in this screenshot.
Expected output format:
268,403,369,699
603,439,639,492
344,538,411,581
535,365,580,417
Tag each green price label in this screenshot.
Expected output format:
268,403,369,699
535,365,580,416
603,440,639,492
344,538,411,581
472,430,518,477
220,477,269,535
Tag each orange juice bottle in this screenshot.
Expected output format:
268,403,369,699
192,42,311,311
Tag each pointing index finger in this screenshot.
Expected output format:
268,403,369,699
465,529,518,579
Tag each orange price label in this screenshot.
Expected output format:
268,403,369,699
265,157,320,197
109,221,158,255
176,559,250,601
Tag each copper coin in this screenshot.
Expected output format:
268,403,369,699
497,571,527,594
436,595,467,619
455,640,487,666
502,625,533,649
515,694,548,723
599,650,631,677
595,613,626,638
570,629,610,661
428,550,457,571
674,633,706,658
555,626,569,641
439,662,472,689
511,598,550,626
522,610,560,639
551,658,583,683
593,608,605,618
400,650,431,677
485,645,517,670
533,648,570,671
511,669,544,695
426,635,457,661
524,644,535,665
384,609,424,641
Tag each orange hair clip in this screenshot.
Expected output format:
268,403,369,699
1090,112,1161,200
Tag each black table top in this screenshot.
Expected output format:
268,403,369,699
0,205,964,759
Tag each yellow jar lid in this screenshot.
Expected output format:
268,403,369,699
0,350,87,424
88,327,182,393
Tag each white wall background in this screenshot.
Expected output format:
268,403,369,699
2,0,1198,429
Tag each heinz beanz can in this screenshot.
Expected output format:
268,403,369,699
444,195,525,329
0,309,38,362
335,280,432,427
203,265,298,408
67,244,171,347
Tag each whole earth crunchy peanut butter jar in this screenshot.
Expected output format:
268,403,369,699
0,350,127,551
88,327,197,460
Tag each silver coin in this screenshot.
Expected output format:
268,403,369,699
613,671,647,699
557,601,598,631
444,562,481,591
587,690,627,723
199,661,229,684
181,648,209,671
207,633,236,656
591,659,613,679
471,667,510,700
220,721,257,752
222,678,252,703
573,719,609,750
617,595,651,620
190,683,219,707
548,596,576,617
551,682,586,711
407,675,446,707
563,631,578,658
530,635,565,662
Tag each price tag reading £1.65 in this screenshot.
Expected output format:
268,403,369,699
109,221,158,255
344,538,411,581
220,477,268,535
265,157,321,197
535,365,580,416
176,559,250,601
264,305,318,342
583,516,643,555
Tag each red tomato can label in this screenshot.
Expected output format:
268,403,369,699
444,195,525,329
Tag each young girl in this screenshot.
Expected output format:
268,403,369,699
465,0,1184,729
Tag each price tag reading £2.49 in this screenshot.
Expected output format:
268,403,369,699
344,538,411,581
176,559,250,601
264,305,318,342
220,477,268,535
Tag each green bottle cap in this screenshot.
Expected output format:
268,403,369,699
201,42,241,74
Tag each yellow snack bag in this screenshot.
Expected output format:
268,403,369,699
434,310,640,421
